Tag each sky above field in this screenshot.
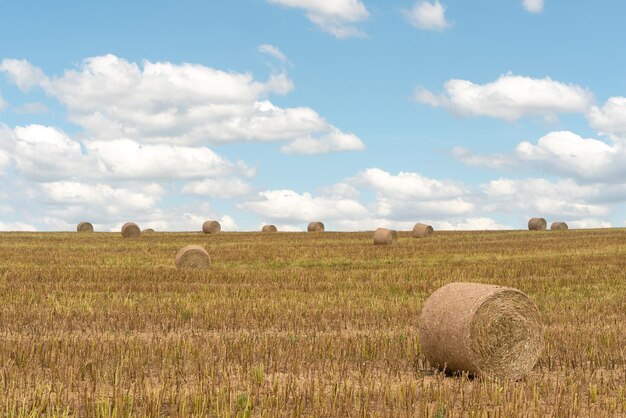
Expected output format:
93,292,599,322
1,0,626,232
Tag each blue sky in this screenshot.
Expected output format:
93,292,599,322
1,0,626,231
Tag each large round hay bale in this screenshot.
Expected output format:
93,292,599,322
550,222,568,231
528,218,547,231
77,222,94,233
307,222,325,232
202,220,221,234
175,245,210,269
419,282,543,380
412,223,434,238
121,222,141,238
142,228,155,234
262,224,278,233
373,228,397,245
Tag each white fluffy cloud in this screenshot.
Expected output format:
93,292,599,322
0,59,47,90
416,74,593,121
1,124,254,182
0,55,364,154
516,131,621,181
352,167,466,199
241,168,476,229
268,0,369,38
482,178,608,217
41,181,163,212
523,0,544,13
404,1,451,31
587,97,626,139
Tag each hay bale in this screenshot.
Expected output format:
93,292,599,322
419,282,543,380
550,222,568,231
373,228,397,245
262,224,278,233
142,228,155,234
202,220,221,234
121,222,141,238
77,222,94,233
412,223,434,238
528,218,547,231
307,222,325,232
175,245,210,269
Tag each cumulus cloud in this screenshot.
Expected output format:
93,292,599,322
267,0,369,38
516,131,622,182
523,0,544,13
352,167,466,199
416,74,593,121
481,178,608,217
454,130,626,184
404,1,451,31
0,59,47,91
0,124,254,182
0,55,364,154
587,97,626,139
0,92,6,111
241,168,476,229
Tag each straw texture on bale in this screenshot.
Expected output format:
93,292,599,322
76,222,93,233
412,223,434,238
550,222,568,231
175,245,210,269
202,220,221,234
307,222,325,232
121,222,141,238
419,282,543,380
261,225,278,233
142,228,155,234
528,217,547,231
373,228,397,245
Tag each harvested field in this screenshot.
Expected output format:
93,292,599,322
0,229,625,416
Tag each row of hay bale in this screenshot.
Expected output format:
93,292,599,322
77,218,567,236
528,217,568,231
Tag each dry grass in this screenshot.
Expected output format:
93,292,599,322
0,229,625,416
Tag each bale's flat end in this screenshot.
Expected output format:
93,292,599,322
176,245,211,269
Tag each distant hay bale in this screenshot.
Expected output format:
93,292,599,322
373,228,397,245
262,225,278,233
307,222,325,232
412,223,434,238
550,222,568,231
419,282,543,380
528,218,547,231
175,245,210,269
77,222,93,233
121,222,141,238
202,220,221,234
143,228,155,234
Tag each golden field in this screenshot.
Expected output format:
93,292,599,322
0,229,625,416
